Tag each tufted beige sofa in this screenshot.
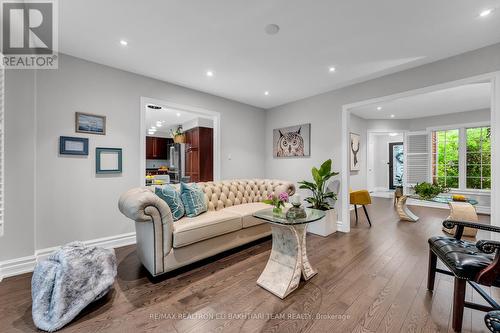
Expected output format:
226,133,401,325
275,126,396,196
118,179,295,276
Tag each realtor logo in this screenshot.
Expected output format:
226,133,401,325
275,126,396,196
1,0,58,69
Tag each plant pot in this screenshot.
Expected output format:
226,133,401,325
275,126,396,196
307,209,337,237
173,134,186,143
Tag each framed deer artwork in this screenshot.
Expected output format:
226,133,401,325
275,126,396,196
350,133,361,171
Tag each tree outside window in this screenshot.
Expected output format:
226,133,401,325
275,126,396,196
466,127,491,189
432,129,459,188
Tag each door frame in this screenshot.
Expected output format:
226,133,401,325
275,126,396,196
366,130,407,193
388,142,404,190
341,71,500,233
139,97,221,187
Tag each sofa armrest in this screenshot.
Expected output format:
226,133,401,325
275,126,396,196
118,187,174,276
118,188,170,222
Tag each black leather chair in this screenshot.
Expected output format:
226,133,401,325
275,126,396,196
428,220,500,332
486,311,500,332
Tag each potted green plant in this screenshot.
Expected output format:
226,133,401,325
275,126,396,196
298,159,339,236
413,181,449,200
170,126,185,143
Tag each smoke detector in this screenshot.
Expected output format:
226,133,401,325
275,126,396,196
265,24,280,35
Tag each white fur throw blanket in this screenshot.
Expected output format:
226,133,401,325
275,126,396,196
31,242,117,332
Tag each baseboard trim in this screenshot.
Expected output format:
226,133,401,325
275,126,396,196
0,255,37,281
337,220,350,232
0,232,136,281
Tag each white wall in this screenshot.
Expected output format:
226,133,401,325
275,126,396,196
407,108,490,131
1,54,266,260
265,42,500,225
365,119,409,131
349,114,368,190
182,117,214,131
0,70,37,260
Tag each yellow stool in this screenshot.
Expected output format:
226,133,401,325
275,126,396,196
350,190,372,226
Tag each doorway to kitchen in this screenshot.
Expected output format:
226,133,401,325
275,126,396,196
139,97,221,187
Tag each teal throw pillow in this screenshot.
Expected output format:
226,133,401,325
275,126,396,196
155,185,185,221
180,182,207,217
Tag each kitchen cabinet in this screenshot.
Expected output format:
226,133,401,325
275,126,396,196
146,136,173,159
185,127,213,182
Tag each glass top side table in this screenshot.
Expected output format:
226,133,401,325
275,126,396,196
252,207,325,299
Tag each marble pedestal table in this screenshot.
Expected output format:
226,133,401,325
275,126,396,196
252,208,325,299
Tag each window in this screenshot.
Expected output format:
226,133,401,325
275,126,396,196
431,125,491,191
432,129,459,188
466,127,491,189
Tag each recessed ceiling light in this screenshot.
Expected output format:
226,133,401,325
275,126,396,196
480,9,493,17
389,132,399,137
390,114,395,118
176,112,181,117
120,39,128,46
377,106,382,111
156,121,162,127
206,70,214,77
264,24,280,35
329,67,336,72
264,91,270,96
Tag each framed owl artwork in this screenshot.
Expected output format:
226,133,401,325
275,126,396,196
273,124,311,158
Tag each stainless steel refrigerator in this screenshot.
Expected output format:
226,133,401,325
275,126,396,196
169,143,186,183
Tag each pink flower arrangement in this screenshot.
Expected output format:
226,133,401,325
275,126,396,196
264,192,289,209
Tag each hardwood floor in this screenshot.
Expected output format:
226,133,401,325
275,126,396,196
0,197,495,332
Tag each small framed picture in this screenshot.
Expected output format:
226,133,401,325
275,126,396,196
59,136,89,155
96,147,122,174
350,132,361,171
75,112,106,135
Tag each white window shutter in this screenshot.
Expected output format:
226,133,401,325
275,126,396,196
406,131,429,186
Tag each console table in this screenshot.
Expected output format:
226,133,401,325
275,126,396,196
253,208,325,299
396,195,479,237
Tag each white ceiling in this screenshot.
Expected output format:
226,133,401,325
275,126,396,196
145,107,198,135
59,1,500,108
350,82,491,119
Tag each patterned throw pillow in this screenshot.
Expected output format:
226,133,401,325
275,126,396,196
155,185,185,221
180,182,207,217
